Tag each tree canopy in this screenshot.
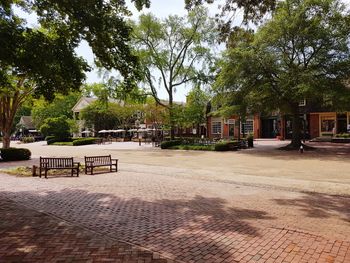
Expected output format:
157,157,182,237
0,0,148,148
215,0,350,147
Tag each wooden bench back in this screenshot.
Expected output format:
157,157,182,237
85,155,112,165
40,157,74,168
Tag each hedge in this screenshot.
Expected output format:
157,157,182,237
171,145,214,151
46,136,73,145
21,136,35,143
335,133,350,138
0,148,31,161
214,141,240,151
72,138,96,146
160,140,182,149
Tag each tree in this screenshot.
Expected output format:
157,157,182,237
0,0,148,148
39,116,71,139
185,0,277,40
80,102,121,132
32,92,80,129
184,86,209,136
216,0,350,148
132,7,217,139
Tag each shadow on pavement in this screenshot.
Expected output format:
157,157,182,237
273,192,350,222
0,189,274,262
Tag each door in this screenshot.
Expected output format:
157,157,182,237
261,119,275,138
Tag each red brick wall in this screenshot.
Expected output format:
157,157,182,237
309,114,320,138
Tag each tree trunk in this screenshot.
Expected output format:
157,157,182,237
2,130,11,149
290,111,302,148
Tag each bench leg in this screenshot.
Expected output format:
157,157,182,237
77,167,79,177
110,165,112,172
91,167,93,175
71,169,74,177
39,167,42,178
45,169,48,179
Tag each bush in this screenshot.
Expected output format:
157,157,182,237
335,133,350,138
247,135,254,148
172,145,214,151
160,140,182,149
214,141,239,151
72,137,96,146
46,136,74,145
0,148,31,161
21,136,35,143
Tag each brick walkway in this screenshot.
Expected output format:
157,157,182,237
0,198,171,263
0,168,350,263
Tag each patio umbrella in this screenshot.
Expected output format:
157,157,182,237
98,130,108,133
115,129,125,133
81,130,91,134
128,129,138,132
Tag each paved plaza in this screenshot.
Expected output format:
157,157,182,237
0,140,350,262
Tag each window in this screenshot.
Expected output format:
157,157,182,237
320,116,335,133
241,120,254,134
299,99,306,106
212,121,222,134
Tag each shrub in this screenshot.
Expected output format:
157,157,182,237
21,136,35,143
247,134,254,148
171,145,214,151
40,116,71,140
45,135,56,141
335,133,350,138
214,141,239,151
0,148,31,161
72,137,96,146
160,140,182,149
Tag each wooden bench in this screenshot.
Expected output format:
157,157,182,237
39,157,80,179
84,155,118,175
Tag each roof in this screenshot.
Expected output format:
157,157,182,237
19,116,35,129
72,97,124,112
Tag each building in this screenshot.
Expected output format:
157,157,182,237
206,100,350,140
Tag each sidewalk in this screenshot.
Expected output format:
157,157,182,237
0,198,171,263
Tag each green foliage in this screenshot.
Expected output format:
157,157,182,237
132,7,217,138
21,136,35,144
214,141,239,151
72,138,96,146
32,93,80,128
171,145,214,151
160,140,182,149
335,133,350,138
185,0,276,28
51,142,73,146
1,0,149,148
247,134,254,148
0,148,31,161
80,100,140,131
184,86,209,128
216,0,350,147
40,116,70,139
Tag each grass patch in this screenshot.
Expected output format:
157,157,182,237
170,144,214,151
0,166,33,177
51,142,74,146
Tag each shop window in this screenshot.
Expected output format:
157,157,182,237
320,116,335,133
241,120,254,134
212,121,222,134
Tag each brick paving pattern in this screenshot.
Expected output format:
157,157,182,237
0,168,349,263
0,198,170,263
